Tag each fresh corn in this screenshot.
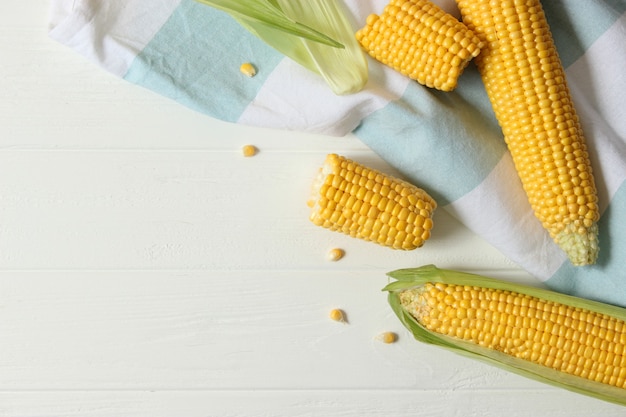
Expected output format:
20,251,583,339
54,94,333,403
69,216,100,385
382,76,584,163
385,265,626,405
308,154,436,250
454,0,600,265
355,0,483,91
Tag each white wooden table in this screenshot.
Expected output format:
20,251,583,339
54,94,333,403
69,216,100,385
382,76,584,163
2,1,625,416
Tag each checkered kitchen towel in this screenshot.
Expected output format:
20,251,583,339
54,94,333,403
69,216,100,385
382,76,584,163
48,0,626,306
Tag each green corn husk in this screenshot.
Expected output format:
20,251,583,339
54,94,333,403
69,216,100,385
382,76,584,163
194,0,368,95
384,265,626,406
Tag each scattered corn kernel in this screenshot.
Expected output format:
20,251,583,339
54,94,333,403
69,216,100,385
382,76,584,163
241,145,258,157
377,331,398,344
329,308,346,323
327,248,345,261
240,62,257,77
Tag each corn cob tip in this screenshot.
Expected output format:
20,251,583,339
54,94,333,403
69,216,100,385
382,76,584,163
557,223,599,266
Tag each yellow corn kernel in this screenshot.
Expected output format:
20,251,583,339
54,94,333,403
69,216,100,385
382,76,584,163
239,62,257,77
400,282,626,389
455,0,599,265
377,331,398,344
327,248,345,261
308,154,436,250
355,0,483,91
241,144,258,157
329,308,346,323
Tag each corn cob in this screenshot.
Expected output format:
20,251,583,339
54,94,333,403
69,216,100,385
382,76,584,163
355,0,483,91
454,0,599,265
385,265,626,405
307,154,437,250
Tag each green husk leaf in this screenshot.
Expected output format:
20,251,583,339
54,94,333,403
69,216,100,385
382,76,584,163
269,0,368,95
194,0,368,95
193,0,343,48
234,17,322,75
384,265,626,407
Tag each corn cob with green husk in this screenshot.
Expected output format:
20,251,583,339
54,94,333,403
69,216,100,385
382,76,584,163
385,265,626,406
454,0,600,265
194,0,368,95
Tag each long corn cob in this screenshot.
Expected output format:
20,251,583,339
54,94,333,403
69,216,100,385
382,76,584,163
307,154,437,250
454,0,599,265
355,0,483,91
385,265,626,406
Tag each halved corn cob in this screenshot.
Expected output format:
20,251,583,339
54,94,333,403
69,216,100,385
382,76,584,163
307,154,436,250
454,0,600,265
385,265,626,405
355,0,483,91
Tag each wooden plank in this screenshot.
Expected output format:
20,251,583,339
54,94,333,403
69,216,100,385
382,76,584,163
0,150,518,271
0,270,541,391
1,389,624,417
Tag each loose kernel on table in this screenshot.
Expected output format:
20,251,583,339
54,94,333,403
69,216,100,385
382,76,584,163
327,248,345,261
377,331,398,344
240,62,257,77
329,308,346,323
241,145,258,157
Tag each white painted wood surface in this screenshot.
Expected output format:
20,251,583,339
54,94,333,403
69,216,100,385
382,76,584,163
1,1,625,416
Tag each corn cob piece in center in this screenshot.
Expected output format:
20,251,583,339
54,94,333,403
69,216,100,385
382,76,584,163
355,0,483,91
454,0,600,265
307,154,437,250
385,265,626,406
